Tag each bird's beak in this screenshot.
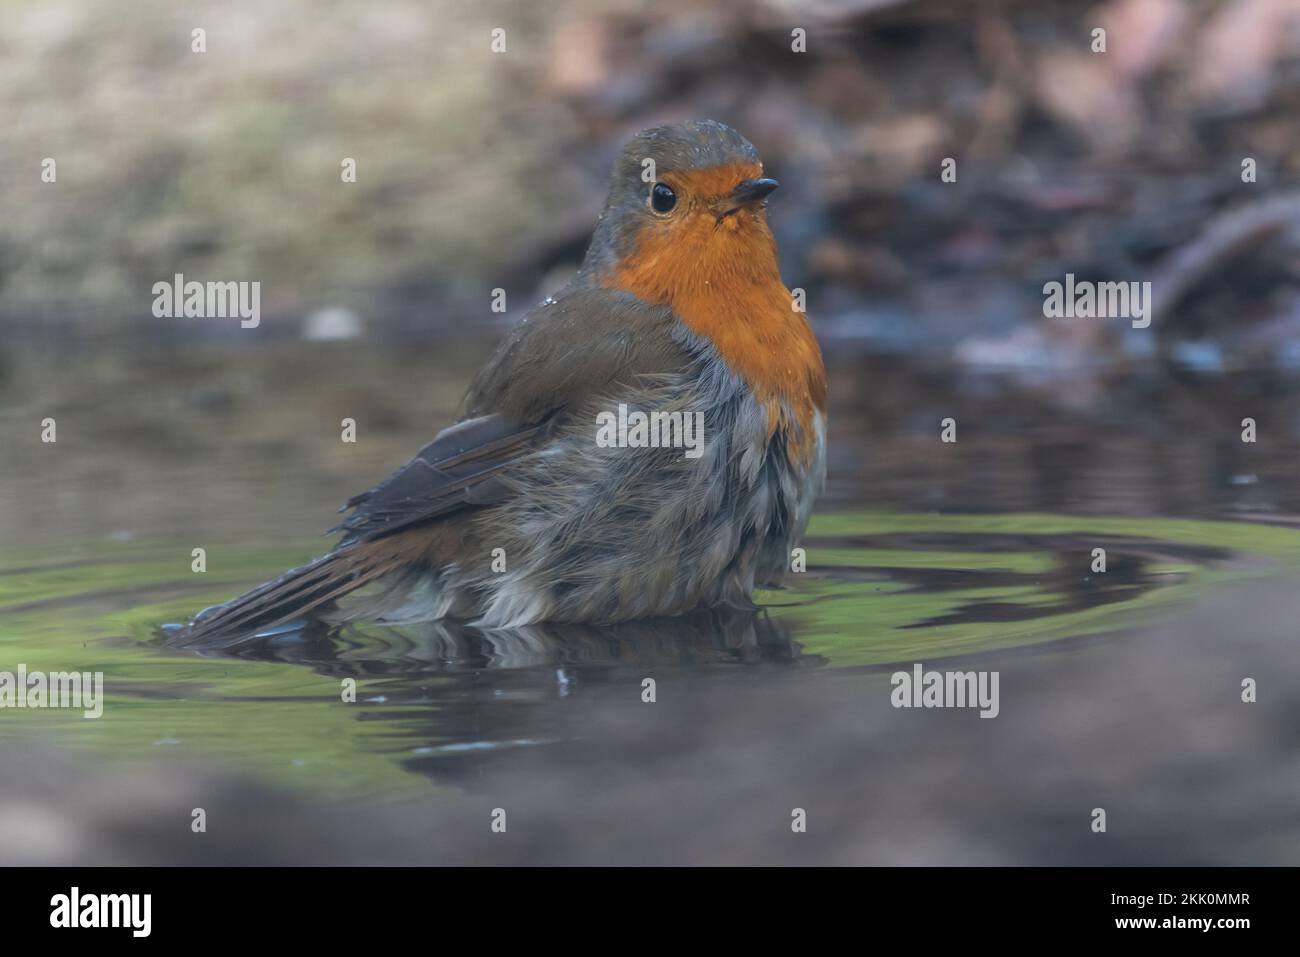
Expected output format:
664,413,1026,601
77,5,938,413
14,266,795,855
726,178,780,209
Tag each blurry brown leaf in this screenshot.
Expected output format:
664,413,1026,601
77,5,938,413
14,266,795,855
854,114,946,177
1190,0,1297,109
1101,0,1190,78
1034,51,1139,154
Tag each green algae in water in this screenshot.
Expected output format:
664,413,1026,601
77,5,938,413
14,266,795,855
2,511,1298,798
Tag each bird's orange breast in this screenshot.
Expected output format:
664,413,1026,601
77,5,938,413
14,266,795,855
603,181,826,464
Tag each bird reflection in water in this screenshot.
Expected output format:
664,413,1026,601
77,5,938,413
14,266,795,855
169,609,821,784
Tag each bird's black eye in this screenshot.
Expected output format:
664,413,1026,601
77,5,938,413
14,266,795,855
650,182,677,213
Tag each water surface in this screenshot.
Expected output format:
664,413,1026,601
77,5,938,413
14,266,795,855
2,345,1298,862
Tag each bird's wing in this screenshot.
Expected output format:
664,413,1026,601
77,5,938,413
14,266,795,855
330,412,556,543
462,284,690,421
333,284,692,545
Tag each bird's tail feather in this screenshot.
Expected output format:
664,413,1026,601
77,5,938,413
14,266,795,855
176,546,406,650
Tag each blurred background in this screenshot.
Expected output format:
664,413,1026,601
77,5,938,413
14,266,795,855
5,0,1300,342
4,0,1300,545
2,0,1300,865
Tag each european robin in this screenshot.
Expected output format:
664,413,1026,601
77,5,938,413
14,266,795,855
182,120,826,644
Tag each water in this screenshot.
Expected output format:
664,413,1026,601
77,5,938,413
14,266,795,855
2,342,1299,862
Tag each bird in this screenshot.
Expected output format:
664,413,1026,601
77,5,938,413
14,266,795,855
179,120,826,646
